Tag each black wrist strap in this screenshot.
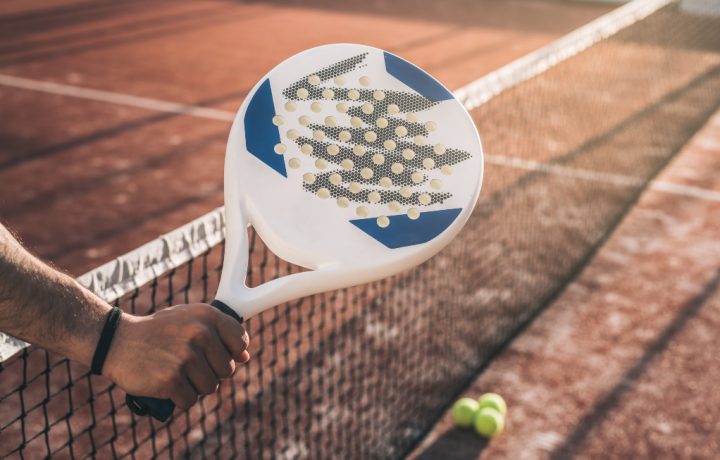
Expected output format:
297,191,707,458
91,307,122,375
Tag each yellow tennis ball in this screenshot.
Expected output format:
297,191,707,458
478,393,507,417
474,407,505,438
451,397,480,428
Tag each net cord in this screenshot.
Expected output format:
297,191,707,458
454,0,674,110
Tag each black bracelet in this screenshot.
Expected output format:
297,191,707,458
91,307,122,375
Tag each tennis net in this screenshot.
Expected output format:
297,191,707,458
2,1,720,458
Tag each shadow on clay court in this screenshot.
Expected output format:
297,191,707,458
0,87,247,171
613,10,720,53
0,2,270,67
241,0,598,33
549,269,720,459
0,0,585,67
413,427,489,460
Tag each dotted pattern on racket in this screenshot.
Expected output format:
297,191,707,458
274,53,473,226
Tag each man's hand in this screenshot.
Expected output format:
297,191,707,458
1,222,250,413
104,304,250,410
0,224,250,409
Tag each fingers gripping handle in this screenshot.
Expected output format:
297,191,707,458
126,198,248,422
125,300,243,422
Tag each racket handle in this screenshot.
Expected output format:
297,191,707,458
126,394,175,421
125,300,243,422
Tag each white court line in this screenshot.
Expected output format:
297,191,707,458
0,73,717,202
0,1,673,123
0,0,714,204
650,181,720,202
0,74,236,122
485,154,720,203
485,154,643,187
0,74,717,203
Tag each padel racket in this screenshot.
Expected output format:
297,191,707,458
127,44,483,421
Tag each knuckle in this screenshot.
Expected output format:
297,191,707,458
177,347,195,368
160,369,181,388
188,325,212,347
191,303,217,319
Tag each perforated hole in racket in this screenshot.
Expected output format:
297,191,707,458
273,53,473,229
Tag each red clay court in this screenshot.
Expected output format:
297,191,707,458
0,0,609,275
1,0,719,459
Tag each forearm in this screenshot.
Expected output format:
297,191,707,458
0,224,251,412
0,223,111,367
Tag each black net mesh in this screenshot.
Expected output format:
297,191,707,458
1,4,719,459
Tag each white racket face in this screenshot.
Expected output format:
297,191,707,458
223,44,482,307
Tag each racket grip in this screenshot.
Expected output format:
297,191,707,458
126,394,175,421
125,300,243,422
